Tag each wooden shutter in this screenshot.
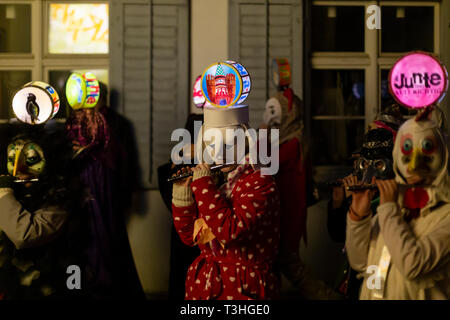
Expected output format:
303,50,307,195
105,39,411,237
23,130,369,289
229,0,302,127
110,0,188,188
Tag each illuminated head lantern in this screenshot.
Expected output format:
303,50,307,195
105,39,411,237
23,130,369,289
263,58,293,128
65,72,100,110
201,61,251,108
389,52,448,108
193,75,211,108
271,58,291,90
196,61,253,164
12,81,60,125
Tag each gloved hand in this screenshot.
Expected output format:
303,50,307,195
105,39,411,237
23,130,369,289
0,175,14,189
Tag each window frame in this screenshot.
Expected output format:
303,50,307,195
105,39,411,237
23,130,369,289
310,0,443,180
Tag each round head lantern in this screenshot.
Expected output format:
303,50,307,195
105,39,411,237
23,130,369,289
65,72,100,110
201,61,251,108
389,52,448,108
196,61,254,165
12,81,60,125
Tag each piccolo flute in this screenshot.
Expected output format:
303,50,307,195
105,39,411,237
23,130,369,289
167,163,235,183
346,183,427,191
346,184,378,191
14,178,39,183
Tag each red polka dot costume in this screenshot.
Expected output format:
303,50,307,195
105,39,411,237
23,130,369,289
172,164,281,300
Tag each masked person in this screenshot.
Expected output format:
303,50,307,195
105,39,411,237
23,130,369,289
328,128,396,299
328,107,404,244
262,75,338,299
345,108,450,300
65,73,144,299
0,123,86,299
171,105,281,300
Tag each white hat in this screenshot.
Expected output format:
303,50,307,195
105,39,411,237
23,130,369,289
203,104,249,128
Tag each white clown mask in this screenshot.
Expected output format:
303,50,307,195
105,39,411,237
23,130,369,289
394,118,447,186
263,97,282,128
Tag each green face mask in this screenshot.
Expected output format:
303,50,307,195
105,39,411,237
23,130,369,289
7,139,46,178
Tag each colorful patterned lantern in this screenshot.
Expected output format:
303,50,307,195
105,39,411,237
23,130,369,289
201,61,251,108
389,52,448,109
193,75,212,108
272,58,291,89
82,72,100,109
65,72,100,110
65,73,87,110
12,81,60,125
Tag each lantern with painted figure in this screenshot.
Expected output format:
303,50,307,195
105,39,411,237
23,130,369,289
12,81,60,125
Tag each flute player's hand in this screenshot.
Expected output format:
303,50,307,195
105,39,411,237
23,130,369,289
376,179,398,205
191,163,212,181
345,175,375,221
172,166,193,188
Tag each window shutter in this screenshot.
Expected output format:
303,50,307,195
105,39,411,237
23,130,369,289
110,0,188,188
229,0,302,127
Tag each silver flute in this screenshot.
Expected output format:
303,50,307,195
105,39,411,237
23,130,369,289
167,163,235,183
13,178,39,183
346,183,427,191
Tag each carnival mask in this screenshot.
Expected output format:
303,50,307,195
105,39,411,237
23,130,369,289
354,157,394,183
263,97,282,128
353,129,395,183
395,119,444,185
7,139,46,179
202,126,246,165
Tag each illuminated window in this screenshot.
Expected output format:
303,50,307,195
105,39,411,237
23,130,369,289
48,3,109,54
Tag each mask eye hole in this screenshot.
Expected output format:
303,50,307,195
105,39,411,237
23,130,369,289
26,155,41,166
421,138,435,155
7,150,15,163
374,160,386,172
358,158,369,170
402,138,413,155
363,159,370,169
